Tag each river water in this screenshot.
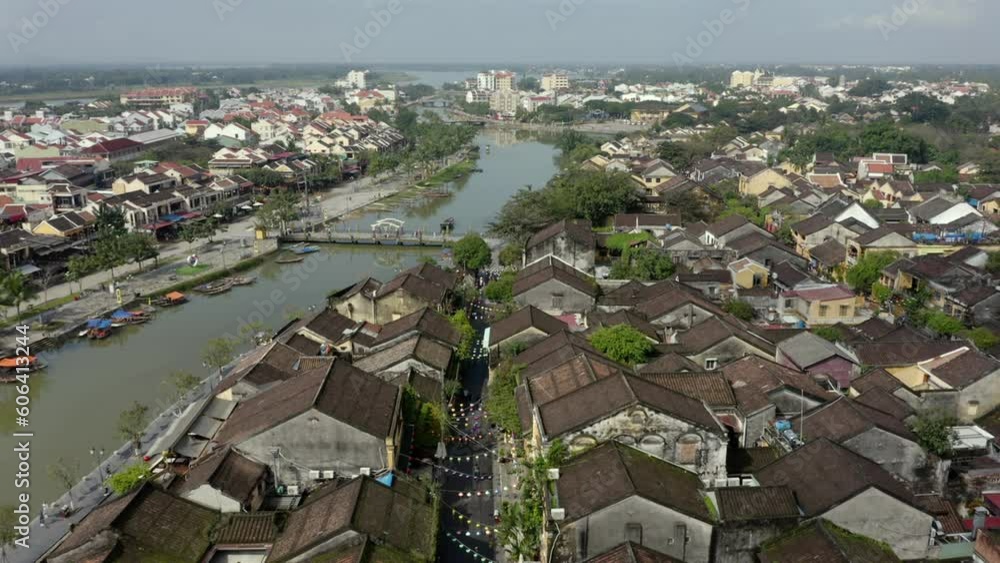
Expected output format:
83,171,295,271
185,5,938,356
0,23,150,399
0,129,558,503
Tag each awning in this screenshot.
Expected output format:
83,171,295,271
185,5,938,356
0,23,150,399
15,264,40,276
179,212,202,220
160,214,184,223
143,221,173,231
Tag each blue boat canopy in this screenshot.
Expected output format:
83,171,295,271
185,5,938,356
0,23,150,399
376,472,394,487
110,310,131,320
86,319,112,329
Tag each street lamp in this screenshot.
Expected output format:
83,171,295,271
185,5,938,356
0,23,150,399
89,446,105,482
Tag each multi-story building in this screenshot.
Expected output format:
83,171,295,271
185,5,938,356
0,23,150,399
466,90,491,104
120,87,199,108
490,90,521,117
541,73,569,91
730,70,755,88
346,69,367,90
477,72,496,91
495,71,516,92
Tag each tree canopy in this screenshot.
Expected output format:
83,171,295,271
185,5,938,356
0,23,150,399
452,233,492,272
846,251,898,294
589,324,654,367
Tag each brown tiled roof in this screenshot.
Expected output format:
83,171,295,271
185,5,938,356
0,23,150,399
851,368,903,394
852,340,963,367
269,477,434,562
720,356,833,415
284,333,322,355
639,352,702,374
527,218,595,249
759,519,901,563
526,354,625,407
557,442,712,523
792,214,834,236
301,308,358,342
756,438,915,516
373,307,461,348
171,445,267,505
930,349,1000,388
716,486,800,523
809,238,847,267
50,485,219,561
854,387,914,420
513,256,597,297
215,512,279,545
792,396,916,444
727,446,782,474
489,305,567,345
634,372,737,408
402,262,459,291
706,214,751,237
376,272,449,304
538,373,722,438
513,331,604,375
354,334,453,374
675,316,776,356
583,542,683,563
587,309,661,342
634,284,723,321
215,359,398,444
852,318,896,341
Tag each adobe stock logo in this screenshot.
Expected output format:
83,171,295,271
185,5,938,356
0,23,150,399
8,0,74,54
340,0,409,63
672,0,751,69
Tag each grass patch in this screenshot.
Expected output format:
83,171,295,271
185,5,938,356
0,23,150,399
606,231,653,251
175,264,211,276
152,253,271,297
1,293,78,329
419,158,478,188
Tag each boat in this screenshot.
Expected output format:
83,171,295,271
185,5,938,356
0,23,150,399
440,217,456,232
0,355,43,373
228,276,256,286
85,319,113,340
195,279,234,295
292,245,320,255
110,309,152,327
276,254,305,264
153,291,187,307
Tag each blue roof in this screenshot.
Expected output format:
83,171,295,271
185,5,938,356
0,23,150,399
110,310,131,320
161,214,184,223
86,319,112,329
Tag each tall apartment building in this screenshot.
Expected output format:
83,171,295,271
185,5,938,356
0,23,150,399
347,70,367,90
541,73,570,91
120,87,199,108
477,72,496,91
494,71,516,92
490,90,521,116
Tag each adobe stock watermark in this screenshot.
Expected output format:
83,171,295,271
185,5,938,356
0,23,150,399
546,0,588,31
8,0,74,54
672,0,751,69
213,0,244,22
340,0,410,63
873,0,978,41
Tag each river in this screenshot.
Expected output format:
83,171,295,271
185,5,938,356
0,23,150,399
0,130,557,504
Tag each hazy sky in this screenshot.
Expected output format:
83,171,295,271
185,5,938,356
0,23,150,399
2,0,996,66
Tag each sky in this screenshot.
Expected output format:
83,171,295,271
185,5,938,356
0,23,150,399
1,0,996,66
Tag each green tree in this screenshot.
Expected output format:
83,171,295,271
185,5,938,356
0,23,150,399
450,310,476,361
123,232,159,270
910,411,957,457
1,271,37,319
925,311,964,336
813,326,842,342
47,458,81,511
452,233,492,272
871,282,893,307
485,360,523,435
849,78,891,97
723,299,755,321
163,371,201,409
95,205,127,238
117,402,151,455
987,252,1000,275
0,505,17,561
589,325,654,366
201,337,236,372
964,326,1000,350
485,272,516,303
257,190,301,235
105,463,152,495
846,251,899,294
498,244,523,268
610,247,676,281
66,255,96,294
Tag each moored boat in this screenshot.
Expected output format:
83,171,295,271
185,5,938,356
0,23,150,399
293,245,320,255
276,254,305,264
228,276,256,286
195,279,234,295
154,291,187,307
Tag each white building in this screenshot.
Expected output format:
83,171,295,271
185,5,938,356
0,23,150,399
490,90,521,117
466,90,491,104
477,72,496,91
347,70,367,90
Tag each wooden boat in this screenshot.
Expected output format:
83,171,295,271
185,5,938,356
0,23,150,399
0,355,42,372
293,245,320,255
195,279,234,295
276,254,305,264
89,328,112,340
228,276,256,286
154,291,187,307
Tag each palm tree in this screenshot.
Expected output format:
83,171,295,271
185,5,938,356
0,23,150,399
3,272,36,320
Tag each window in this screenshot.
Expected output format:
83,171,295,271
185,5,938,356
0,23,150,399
552,293,564,309
626,523,643,544
784,299,793,309
705,358,718,370
819,305,829,317
839,305,850,317
675,435,702,465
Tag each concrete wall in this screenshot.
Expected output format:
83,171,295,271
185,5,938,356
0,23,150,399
374,289,432,325
335,293,376,324
743,405,776,447
649,304,716,329
843,427,927,483
526,234,595,273
687,337,773,370
823,487,932,561
958,370,1000,422
805,356,854,390
715,521,798,563
559,406,727,481
558,496,713,563
239,411,389,486
514,279,594,315
182,484,244,513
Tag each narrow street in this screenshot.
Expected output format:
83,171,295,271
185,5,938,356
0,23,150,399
439,300,498,563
